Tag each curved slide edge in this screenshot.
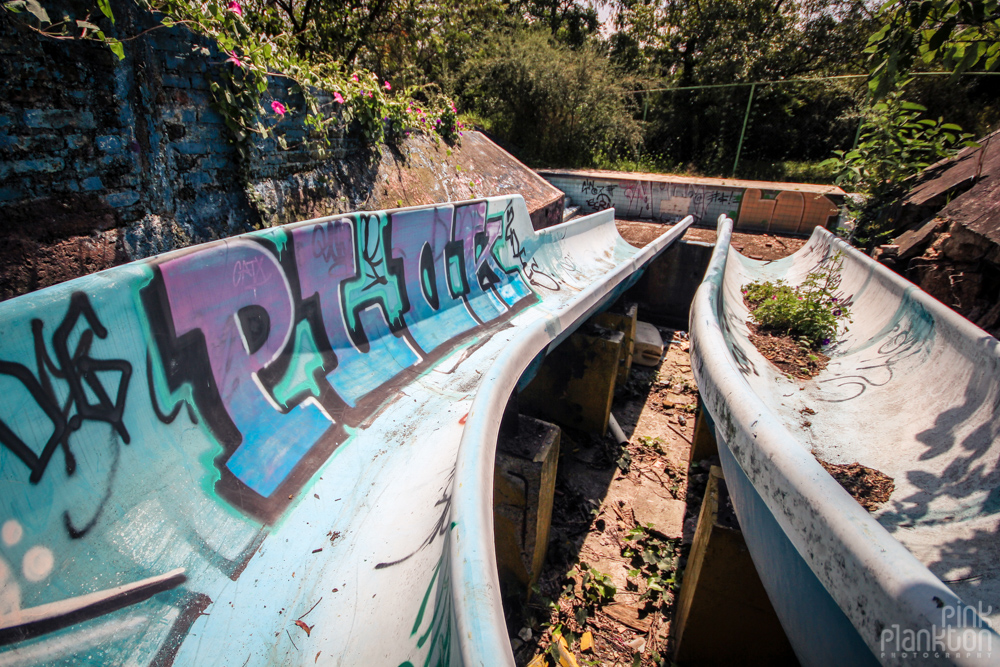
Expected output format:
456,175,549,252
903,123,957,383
0,194,692,666
452,213,694,666
689,216,1000,666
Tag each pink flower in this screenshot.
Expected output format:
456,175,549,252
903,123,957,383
227,1,242,16
334,92,345,104
383,81,391,91
365,91,372,98
271,100,286,116
226,51,244,68
351,74,359,82
451,103,457,113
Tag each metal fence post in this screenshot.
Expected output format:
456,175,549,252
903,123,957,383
732,83,756,178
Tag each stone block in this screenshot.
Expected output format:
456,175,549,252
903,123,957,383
520,326,624,434
24,109,94,130
173,141,209,155
673,466,795,665
104,190,140,208
162,74,191,90
494,415,560,593
81,176,104,191
592,302,637,388
65,134,92,150
96,135,125,153
13,158,64,174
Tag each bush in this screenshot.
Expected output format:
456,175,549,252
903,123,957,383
457,30,642,167
742,253,851,348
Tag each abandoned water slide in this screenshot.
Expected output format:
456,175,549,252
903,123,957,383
690,215,1000,666
0,195,692,665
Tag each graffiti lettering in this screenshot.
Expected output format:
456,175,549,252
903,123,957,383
231,256,269,288
0,195,578,660
0,292,131,486
492,200,560,292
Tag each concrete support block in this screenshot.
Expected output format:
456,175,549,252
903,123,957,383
519,327,624,434
690,397,718,464
592,302,637,388
494,415,561,593
673,466,796,665
629,239,714,328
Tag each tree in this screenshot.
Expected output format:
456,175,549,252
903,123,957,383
866,0,1000,100
459,29,642,166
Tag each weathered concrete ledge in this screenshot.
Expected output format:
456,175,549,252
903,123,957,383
538,168,844,235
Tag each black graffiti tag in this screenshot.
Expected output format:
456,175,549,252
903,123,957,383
500,205,560,292
0,292,132,485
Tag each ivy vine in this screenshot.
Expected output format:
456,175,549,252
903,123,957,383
3,0,467,160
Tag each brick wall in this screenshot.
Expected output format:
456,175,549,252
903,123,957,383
0,4,566,302
0,2,357,300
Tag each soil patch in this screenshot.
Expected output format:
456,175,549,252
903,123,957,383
817,459,895,511
616,220,807,261
746,323,829,379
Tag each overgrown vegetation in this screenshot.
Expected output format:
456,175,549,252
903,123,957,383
622,525,681,605
5,0,999,208
743,252,852,348
458,30,642,166
821,88,976,247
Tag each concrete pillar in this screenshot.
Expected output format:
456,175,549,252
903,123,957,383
673,466,796,665
494,415,561,594
592,302,638,388
519,327,625,434
690,397,719,463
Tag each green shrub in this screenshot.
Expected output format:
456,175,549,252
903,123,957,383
457,30,641,167
743,253,851,348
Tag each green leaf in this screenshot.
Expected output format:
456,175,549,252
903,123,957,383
97,0,114,23
107,38,124,61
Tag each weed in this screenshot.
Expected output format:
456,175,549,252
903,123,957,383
638,435,665,454
580,566,617,607
622,525,680,603
742,252,852,348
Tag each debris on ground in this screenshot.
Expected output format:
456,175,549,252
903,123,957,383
746,323,830,379
817,459,895,511
511,329,708,666
616,220,807,262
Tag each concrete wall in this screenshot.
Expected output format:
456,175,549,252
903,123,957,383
0,5,563,301
540,170,845,235
627,239,715,328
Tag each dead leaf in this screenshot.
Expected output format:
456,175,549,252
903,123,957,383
294,620,313,636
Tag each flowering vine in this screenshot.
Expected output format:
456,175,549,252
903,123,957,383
3,0,468,159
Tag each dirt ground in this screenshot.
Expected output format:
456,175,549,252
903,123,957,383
505,221,806,666
615,219,807,261
511,330,711,666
